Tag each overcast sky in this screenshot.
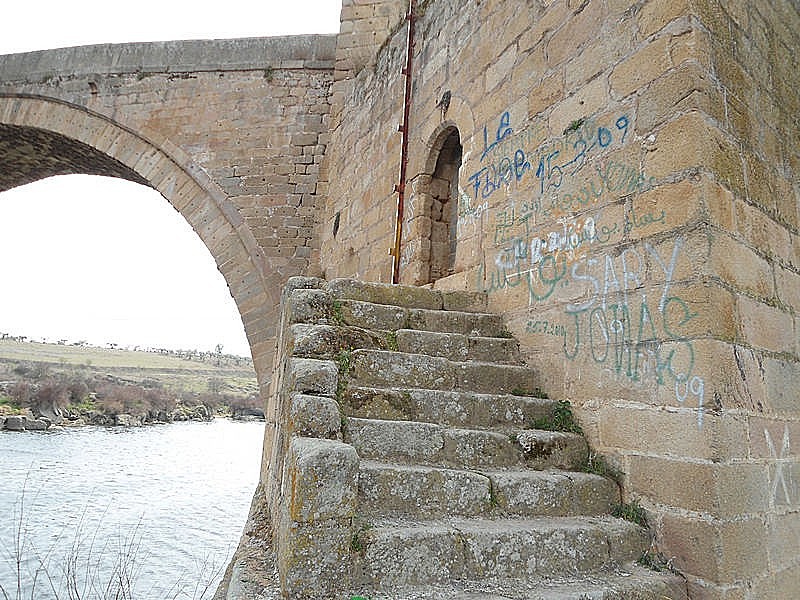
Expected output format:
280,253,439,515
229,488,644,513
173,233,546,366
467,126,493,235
0,2,340,357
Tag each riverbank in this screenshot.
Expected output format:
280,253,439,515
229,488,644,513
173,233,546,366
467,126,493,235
0,406,264,431
0,338,262,432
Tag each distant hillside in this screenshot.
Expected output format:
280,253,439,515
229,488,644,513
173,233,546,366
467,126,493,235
0,339,257,397
0,340,260,427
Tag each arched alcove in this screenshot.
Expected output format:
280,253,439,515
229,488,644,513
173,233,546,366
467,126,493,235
427,127,462,283
401,124,463,286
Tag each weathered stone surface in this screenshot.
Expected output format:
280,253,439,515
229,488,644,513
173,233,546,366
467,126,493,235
4,415,27,431
289,394,341,439
396,329,470,361
348,569,688,599
286,436,358,522
24,418,49,431
406,308,506,337
285,289,333,325
282,276,325,299
328,278,444,309
358,460,491,518
441,290,488,313
359,517,647,586
288,323,386,358
350,349,455,390
488,470,619,517
342,386,555,428
287,358,338,397
277,515,353,599
453,361,539,394
348,349,538,393
338,299,408,330
467,335,521,364
334,295,507,339
515,430,589,470
347,418,586,470
114,413,143,427
396,329,521,364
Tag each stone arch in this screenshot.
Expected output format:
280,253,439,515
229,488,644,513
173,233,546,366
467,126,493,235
400,94,476,286
0,96,278,385
426,126,462,282
401,121,463,285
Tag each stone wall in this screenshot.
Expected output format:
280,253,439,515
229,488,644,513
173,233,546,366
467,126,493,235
321,0,409,282
321,0,800,597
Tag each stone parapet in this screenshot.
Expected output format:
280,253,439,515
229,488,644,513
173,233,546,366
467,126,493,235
0,35,337,81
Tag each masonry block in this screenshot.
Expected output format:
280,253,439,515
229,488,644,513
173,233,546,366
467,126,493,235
289,394,342,439
277,514,354,599
286,436,358,522
287,358,338,396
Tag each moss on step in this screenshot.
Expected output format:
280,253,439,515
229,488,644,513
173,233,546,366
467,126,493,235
532,400,582,434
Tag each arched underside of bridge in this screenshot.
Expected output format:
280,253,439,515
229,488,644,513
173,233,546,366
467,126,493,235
0,96,279,387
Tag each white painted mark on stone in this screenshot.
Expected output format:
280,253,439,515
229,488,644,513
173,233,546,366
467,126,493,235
765,425,794,505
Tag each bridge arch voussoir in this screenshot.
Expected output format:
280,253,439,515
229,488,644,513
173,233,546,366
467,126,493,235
0,96,278,382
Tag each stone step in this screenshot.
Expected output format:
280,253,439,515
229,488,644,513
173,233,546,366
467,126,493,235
487,468,619,517
328,278,488,312
338,299,507,337
356,516,648,587
346,418,587,470
396,329,521,364
358,461,618,519
287,323,388,359
286,324,521,365
358,460,491,518
348,349,539,394
341,386,554,428
348,566,688,599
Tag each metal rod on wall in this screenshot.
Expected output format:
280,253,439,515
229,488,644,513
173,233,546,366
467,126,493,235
391,0,416,284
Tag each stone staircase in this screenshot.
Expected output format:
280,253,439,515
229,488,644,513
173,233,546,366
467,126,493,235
265,277,687,600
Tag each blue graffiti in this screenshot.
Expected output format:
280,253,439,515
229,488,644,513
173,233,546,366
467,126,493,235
480,111,513,161
469,114,632,203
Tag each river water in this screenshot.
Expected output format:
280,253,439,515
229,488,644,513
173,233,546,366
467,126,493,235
0,419,264,599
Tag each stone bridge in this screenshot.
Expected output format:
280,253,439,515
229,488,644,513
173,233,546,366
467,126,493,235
3,1,799,597
0,36,336,389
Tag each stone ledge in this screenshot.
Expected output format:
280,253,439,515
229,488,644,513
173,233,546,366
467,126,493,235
0,34,337,82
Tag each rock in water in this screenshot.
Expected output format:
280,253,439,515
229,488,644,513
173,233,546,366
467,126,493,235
4,415,27,431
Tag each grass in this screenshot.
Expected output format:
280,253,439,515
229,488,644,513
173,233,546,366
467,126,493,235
564,117,585,134
0,339,253,372
334,349,353,403
0,339,258,398
612,498,647,527
0,396,24,415
531,400,583,434
384,331,398,352
349,522,371,555
331,300,345,325
487,480,500,508
638,548,675,573
0,480,223,600
511,387,549,399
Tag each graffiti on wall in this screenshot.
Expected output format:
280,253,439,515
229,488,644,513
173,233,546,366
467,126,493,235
469,112,635,207
473,110,705,427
